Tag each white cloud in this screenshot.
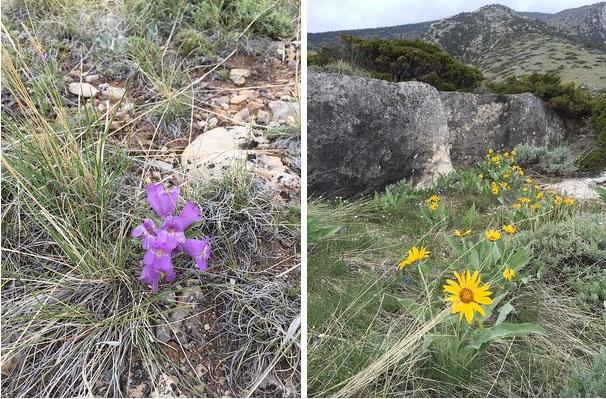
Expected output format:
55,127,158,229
308,0,601,32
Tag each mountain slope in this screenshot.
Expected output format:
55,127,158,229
308,3,606,90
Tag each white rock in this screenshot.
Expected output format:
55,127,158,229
67,82,98,98
98,83,126,100
234,108,250,123
230,68,251,86
84,74,101,83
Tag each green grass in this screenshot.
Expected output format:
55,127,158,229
1,1,300,396
307,161,606,397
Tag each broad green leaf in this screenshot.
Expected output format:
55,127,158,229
496,302,515,325
507,249,531,270
492,242,502,262
445,234,464,255
469,249,480,269
467,322,545,350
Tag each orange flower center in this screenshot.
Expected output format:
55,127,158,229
460,288,474,304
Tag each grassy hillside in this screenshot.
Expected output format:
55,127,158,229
308,149,606,397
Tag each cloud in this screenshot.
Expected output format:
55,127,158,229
308,0,601,32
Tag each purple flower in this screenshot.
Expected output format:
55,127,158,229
133,183,210,292
147,183,180,217
183,237,212,271
41,51,48,62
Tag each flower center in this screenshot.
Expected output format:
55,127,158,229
459,288,474,304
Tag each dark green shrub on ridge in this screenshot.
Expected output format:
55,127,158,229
308,36,484,92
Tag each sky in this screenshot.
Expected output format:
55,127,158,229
308,0,602,32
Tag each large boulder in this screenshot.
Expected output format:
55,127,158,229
308,72,453,198
308,72,566,198
441,92,566,167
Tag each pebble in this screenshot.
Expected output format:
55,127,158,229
67,82,98,97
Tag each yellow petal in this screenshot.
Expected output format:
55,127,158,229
454,271,464,287
471,301,486,316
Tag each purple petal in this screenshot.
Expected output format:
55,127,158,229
153,229,179,252
146,183,180,218
140,263,160,292
161,217,187,246
154,253,174,274
182,238,207,257
132,219,157,238
175,201,202,230
143,250,155,267
195,257,208,271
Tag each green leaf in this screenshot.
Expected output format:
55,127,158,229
492,242,502,262
507,248,531,271
467,322,545,350
496,302,515,325
445,234,464,255
469,249,480,269
478,293,507,321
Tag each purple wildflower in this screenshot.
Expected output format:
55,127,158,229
182,237,212,271
147,182,180,217
41,51,48,62
132,183,211,292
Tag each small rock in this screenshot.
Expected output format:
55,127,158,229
84,74,101,83
98,83,126,101
234,107,250,123
268,100,296,123
220,103,229,110
247,101,264,112
204,324,211,331
256,110,271,125
148,160,174,172
119,102,134,113
230,94,248,105
195,120,206,130
67,82,98,98
230,68,251,86
207,117,219,128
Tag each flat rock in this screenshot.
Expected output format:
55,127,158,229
67,82,98,97
545,172,606,199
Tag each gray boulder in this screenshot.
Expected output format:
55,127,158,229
308,72,453,198
441,92,566,167
308,72,566,198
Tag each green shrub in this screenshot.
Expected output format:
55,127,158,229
175,28,212,57
308,36,484,92
310,60,374,79
528,213,606,308
487,72,593,119
514,144,577,176
561,347,606,397
577,93,606,170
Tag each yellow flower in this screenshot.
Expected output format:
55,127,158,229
522,186,528,192
500,182,510,190
517,169,525,176
502,224,516,234
454,229,472,238
564,197,575,206
399,246,430,270
526,178,533,184
504,152,510,158
491,181,500,195
512,203,522,209
428,202,439,211
519,196,531,204
553,195,562,205
491,155,501,164
530,202,542,210
443,270,493,324
485,229,501,242
488,148,494,155
503,171,511,180
503,268,516,281
535,192,544,200
478,173,484,180
534,185,540,190
511,149,516,157
428,195,441,202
